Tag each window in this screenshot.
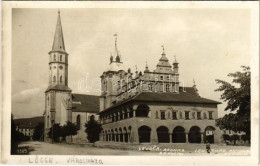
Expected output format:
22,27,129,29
185,111,190,120
60,55,62,61
160,75,164,80
166,75,170,80
148,84,153,91
197,112,201,119
172,112,177,120
54,54,56,61
60,75,62,82
166,84,170,92
229,130,231,134
47,97,49,106
209,112,213,120
160,111,166,120
59,66,63,70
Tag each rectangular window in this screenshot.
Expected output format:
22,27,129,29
172,112,177,120
197,112,201,119
209,112,213,120
161,111,166,120
185,111,190,120
166,84,170,92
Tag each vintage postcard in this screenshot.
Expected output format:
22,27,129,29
1,1,259,165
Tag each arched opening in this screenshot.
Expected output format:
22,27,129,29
76,115,81,130
60,75,62,83
204,126,215,144
157,126,170,143
138,126,151,143
172,126,186,143
53,76,56,82
119,128,123,142
136,105,149,117
111,129,114,141
188,126,201,143
105,131,108,142
124,127,128,143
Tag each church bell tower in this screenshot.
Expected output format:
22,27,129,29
44,11,72,142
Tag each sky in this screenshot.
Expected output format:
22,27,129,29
12,8,250,119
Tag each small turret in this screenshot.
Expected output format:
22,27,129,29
173,55,179,74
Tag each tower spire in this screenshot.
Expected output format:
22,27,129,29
51,10,66,52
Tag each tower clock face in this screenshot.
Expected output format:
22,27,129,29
59,66,63,70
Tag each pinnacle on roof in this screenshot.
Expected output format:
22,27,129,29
144,61,150,73
51,10,66,53
173,55,178,64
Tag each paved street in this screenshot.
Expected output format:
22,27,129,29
19,141,250,156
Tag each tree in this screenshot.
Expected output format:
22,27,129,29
231,134,240,145
33,122,44,141
85,117,102,143
215,66,250,142
222,134,231,143
62,121,79,143
48,123,62,142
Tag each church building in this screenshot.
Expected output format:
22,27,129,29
44,11,99,143
98,36,222,144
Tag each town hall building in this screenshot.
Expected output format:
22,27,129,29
98,36,222,144
44,11,222,144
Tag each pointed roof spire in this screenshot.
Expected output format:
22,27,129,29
51,10,66,53
144,61,150,73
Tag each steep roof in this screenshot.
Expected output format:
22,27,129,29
50,11,66,54
14,116,44,129
45,84,72,93
72,94,100,113
99,87,221,114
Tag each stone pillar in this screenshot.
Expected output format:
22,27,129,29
118,112,121,121
151,129,158,144
128,133,131,144
133,110,136,117
185,133,189,143
114,133,117,142
127,111,130,119
123,133,125,142
201,133,204,143
123,110,126,119
169,133,172,143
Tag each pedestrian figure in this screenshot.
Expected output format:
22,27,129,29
206,141,211,153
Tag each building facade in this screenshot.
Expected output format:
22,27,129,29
99,38,222,144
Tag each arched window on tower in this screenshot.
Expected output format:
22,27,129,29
54,55,56,61
60,55,62,61
77,115,81,130
47,97,49,106
53,76,56,82
60,75,62,83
